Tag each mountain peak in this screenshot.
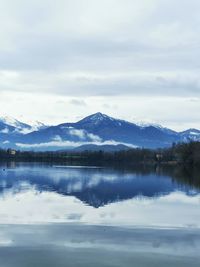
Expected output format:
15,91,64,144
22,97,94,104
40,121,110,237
89,112,109,120
0,116,20,126
78,112,112,124
180,128,200,136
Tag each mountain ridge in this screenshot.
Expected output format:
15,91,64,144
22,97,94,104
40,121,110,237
0,112,199,151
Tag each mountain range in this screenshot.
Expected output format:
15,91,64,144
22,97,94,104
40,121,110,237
0,112,200,151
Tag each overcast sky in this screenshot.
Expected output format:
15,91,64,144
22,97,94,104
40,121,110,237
0,0,200,131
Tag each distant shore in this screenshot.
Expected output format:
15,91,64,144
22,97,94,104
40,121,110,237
1,141,200,167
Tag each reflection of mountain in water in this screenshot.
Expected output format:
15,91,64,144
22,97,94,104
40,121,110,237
0,163,199,208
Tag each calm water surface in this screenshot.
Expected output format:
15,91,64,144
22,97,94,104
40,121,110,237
0,162,200,266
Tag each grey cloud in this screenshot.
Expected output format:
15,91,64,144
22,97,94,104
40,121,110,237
0,0,200,130
70,99,87,106
66,213,83,221
1,69,200,98
0,0,200,98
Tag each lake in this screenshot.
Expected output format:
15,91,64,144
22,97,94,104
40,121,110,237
0,162,200,266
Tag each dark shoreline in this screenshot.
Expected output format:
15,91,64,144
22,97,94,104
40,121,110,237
1,141,200,167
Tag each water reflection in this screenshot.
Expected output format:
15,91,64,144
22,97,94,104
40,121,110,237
0,224,200,267
0,163,199,227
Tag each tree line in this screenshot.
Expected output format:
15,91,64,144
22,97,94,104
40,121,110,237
0,141,200,166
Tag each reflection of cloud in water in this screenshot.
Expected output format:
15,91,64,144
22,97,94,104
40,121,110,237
66,213,83,220
1,164,199,209
0,224,200,267
0,189,200,228
0,164,200,266
0,164,200,226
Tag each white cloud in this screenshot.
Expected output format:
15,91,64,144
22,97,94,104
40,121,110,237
87,133,102,142
52,135,63,142
69,128,102,142
2,140,10,144
0,127,9,134
0,0,199,130
16,139,136,149
69,99,87,106
69,129,86,140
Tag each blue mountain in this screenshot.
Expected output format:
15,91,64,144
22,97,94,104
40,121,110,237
0,112,199,150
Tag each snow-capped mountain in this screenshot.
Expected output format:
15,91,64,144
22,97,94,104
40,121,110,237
136,121,178,136
26,120,49,132
0,116,47,135
0,116,32,135
0,112,199,150
10,112,181,150
180,129,200,142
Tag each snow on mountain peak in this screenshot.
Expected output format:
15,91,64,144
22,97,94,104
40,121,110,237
79,112,113,124
87,112,109,121
134,120,178,135
78,113,137,127
0,116,48,134
27,120,48,130
0,116,22,127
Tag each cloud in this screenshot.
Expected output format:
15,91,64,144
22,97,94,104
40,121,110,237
0,128,9,134
16,140,136,149
87,133,102,142
69,129,86,140
0,0,200,130
52,135,63,142
0,0,200,98
2,140,10,144
66,213,83,220
69,128,102,142
69,99,87,106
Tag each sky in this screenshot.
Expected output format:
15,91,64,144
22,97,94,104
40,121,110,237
0,0,200,131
